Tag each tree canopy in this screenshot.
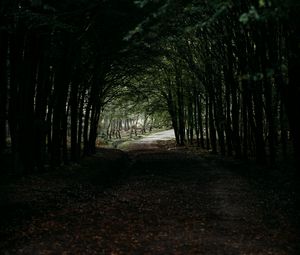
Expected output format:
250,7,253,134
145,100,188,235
0,0,299,172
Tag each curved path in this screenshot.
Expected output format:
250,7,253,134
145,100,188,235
0,134,298,254
137,129,175,142
120,129,176,151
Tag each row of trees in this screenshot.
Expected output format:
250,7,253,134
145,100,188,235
126,0,300,164
1,0,299,173
99,94,171,140
0,0,143,172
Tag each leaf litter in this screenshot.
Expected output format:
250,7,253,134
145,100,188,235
0,145,299,254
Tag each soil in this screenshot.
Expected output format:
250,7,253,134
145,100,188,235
0,137,299,254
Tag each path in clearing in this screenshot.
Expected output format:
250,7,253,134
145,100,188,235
137,129,175,142
120,129,176,150
0,130,298,254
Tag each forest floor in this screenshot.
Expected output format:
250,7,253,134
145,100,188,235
0,133,299,254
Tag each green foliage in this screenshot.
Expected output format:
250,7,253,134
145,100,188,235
259,0,266,8
1,0,299,169
134,0,149,8
239,6,260,25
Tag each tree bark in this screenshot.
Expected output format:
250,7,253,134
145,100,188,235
0,30,8,154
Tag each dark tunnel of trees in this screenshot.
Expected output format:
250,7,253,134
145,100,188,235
0,0,299,174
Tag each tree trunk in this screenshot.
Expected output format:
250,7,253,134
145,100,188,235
260,23,276,164
226,32,242,158
77,88,85,158
208,90,217,154
51,35,72,167
0,30,8,154
83,100,91,155
205,93,210,150
197,95,205,149
70,81,79,162
224,65,233,156
34,37,51,171
284,12,300,164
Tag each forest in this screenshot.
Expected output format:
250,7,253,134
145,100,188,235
0,0,299,171
0,0,300,254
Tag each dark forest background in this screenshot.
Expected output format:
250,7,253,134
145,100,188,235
0,0,299,173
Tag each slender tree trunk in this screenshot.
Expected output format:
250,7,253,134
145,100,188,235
197,95,205,149
8,31,21,172
238,33,249,159
253,79,266,163
166,91,179,145
194,88,200,147
16,30,38,172
187,92,194,144
214,74,226,155
241,79,249,159
0,30,8,154
205,93,210,150
252,28,267,164
260,23,276,163
176,76,185,146
208,90,217,154
83,99,91,155
88,104,101,154
227,33,242,158
284,17,300,164
280,100,288,158
62,104,69,164
77,88,85,158
51,35,72,167
224,65,233,156
70,81,79,162
34,38,51,171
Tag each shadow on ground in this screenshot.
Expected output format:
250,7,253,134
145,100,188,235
0,142,299,254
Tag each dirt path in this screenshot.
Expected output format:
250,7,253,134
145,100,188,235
119,129,175,151
137,129,175,142
0,137,298,254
